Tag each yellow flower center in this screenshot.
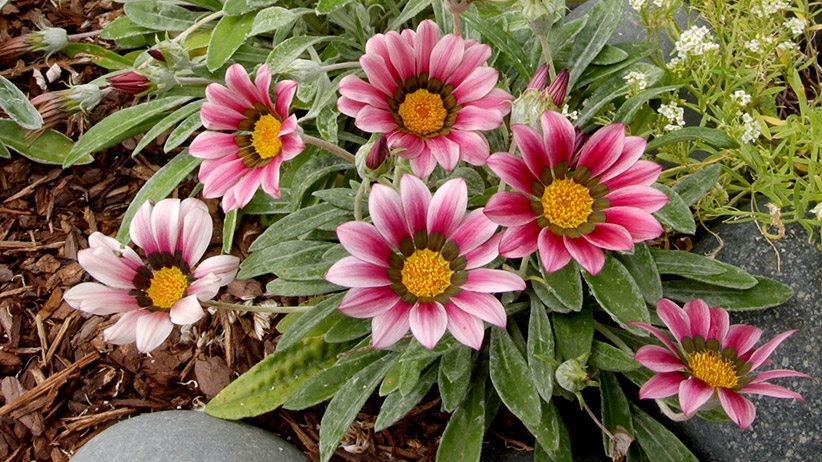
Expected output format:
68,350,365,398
146,267,189,310
688,350,740,389
400,249,453,299
251,114,283,159
398,89,447,135
541,178,594,229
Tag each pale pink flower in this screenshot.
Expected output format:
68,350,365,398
483,110,668,275
337,20,512,178
189,64,305,212
630,299,810,430
325,175,525,350
64,198,239,353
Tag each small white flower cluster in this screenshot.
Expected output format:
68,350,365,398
561,104,579,122
629,0,663,11
811,202,822,221
744,39,763,53
753,0,790,18
658,101,685,131
674,26,720,60
784,18,805,35
732,90,752,107
624,71,648,94
740,113,762,144
776,41,800,53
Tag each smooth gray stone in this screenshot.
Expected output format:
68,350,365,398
71,410,308,462
672,215,822,461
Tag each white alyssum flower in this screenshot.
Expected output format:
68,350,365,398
810,202,822,221
744,39,763,53
659,101,685,131
624,71,648,93
561,104,578,122
653,0,664,6
629,0,646,10
674,26,720,59
754,0,790,18
732,90,752,107
740,113,762,144
784,18,805,35
776,41,800,53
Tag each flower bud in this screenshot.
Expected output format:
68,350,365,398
555,355,595,394
29,84,101,132
0,27,68,59
511,68,570,128
107,71,152,95
282,59,322,83
545,68,568,107
148,41,189,71
520,0,556,35
527,64,549,91
366,135,390,170
147,49,165,62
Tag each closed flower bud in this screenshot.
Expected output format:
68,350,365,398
555,355,595,394
545,68,568,107
366,135,390,170
283,59,322,83
527,64,549,91
0,27,68,59
107,71,152,95
511,68,570,128
30,84,101,132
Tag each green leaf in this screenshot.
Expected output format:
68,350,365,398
387,0,430,30
490,329,557,451
576,62,662,127
0,141,9,159
436,377,486,462
631,404,699,462
589,341,639,372
164,111,203,152
662,275,793,310
206,337,345,419
615,243,662,306
536,402,572,462
266,278,343,297
290,155,353,207
651,248,757,289
461,13,531,81
0,75,42,130
374,366,436,431
100,16,152,40
672,164,722,207
552,307,593,360
222,209,238,254
240,241,337,280
583,255,650,335
266,36,333,74
600,372,635,458
540,261,583,312
207,13,256,71
0,120,87,165
576,42,658,89
438,346,472,412
528,295,556,403
532,279,572,313
566,0,624,89
324,316,371,343
549,15,588,53
613,85,683,125
319,353,398,462
316,0,355,14
64,96,193,167
312,187,363,211
249,6,296,36
124,1,200,31
133,99,203,156
285,349,386,410
249,203,350,251
652,184,696,235
645,127,739,151
115,151,202,243
591,44,629,66
63,43,135,69
277,293,344,351
222,0,254,15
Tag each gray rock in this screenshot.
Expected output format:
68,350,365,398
71,410,308,462
672,216,822,461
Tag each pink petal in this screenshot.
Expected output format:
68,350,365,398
427,177,467,238
540,111,576,166
103,310,144,345
739,383,804,400
200,102,244,131
409,150,437,178
449,209,497,254
606,186,669,214
678,377,715,416
538,228,573,273
450,290,506,328
464,233,502,269
429,33,464,83
603,207,664,242
360,54,397,96
498,222,540,258
461,269,525,293
325,256,391,288
338,286,401,318
604,160,662,190
426,136,459,171
656,298,690,344
169,294,205,325
390,131,425,159
150,199,181,255
193,255,239,286
627,322,679,354
581,222,633,251
201,158,248,199
448,130,489,166
337,221,393,267
64,283,140,315
385,32,415,81
355,106,398,133
178,203,212,266
447,44,492,89
634,345,686,373
260,156,284,198
717,388,756,429
230,167,264,210
513,124,550,180
413,20,440,75
205,82,248,113
452,67,498,103
254,64,274,109
723,324,763,357
337,95,367,116
443,303,485,350
409,302,448,350
638,372,686,399
751,369,813,383
225,64,260,105
486,152,537,195
564,236,605,275
88,232,143,270
135,311,174,353
371,302,411,349
748,330,798,371
683,298,712,339
707,307,730,344
599,136,646,182
78,247,137,290
484,192,536,227
130,201,159,255
464,88,511,115
399,174,432,236
187,273,221,301
369,183,409,248
272,80,297,120
452,106,503,131
574,123,625,177
189,131,239,160
337,75,389,111
280,132,305,161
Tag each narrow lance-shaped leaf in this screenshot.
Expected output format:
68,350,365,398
615,243,663,306
671,164,722,207
631,404,700,462
600,372,636,459
566,0,624,89
285,349,387,410
276,293,344,352
0,120,89,165
436,375,486,462
662,275,793,310
583,255,650,336
0,74,43,130
207,12,256,71
552,306,593,360
374,366,436,431
652,184,696,235
645,127,739,151
528,294,556,403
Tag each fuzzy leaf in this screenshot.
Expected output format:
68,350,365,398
316,0,355,14
164,111,203,152
207,13,256,71
240,241,336,280
266,278,343,296
671,164,722,207
589,341,639,372
651,248,757,289
438,346,472,412
600,372,636,458
276,293,344,351
528,295,556,403
583,255,649,335
566,0,624,89
662,275,793,310
552,307,593,360
133,99,203,156
0,120,86,165
0,75,42,130
374,366,436,431
652,184,696,234
124,1,200,31
221,209,238,254
591,44,629,65
461,13,531,81
436,377,486,462
266,36,333,74
324,316,371,343
250,7,297,36
613,85,683,125
540,260,583,312
645,127,739,151
615,243,662,306
249,203,350,251
631,404,700,462
290,155,353,207
100,16,152,40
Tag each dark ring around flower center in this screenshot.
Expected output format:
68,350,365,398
529,162,610,238
234,102,281,169
386,230,467,304
130,250,194,312
387,73,461,138
679,335,755,389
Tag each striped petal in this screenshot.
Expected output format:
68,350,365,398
409,302,448,350
443,303,485,350
336,221,393,267
338,286,401,318
717,388,756,429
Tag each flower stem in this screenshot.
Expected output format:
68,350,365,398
582,399,615,440
174,11,224,44
303,134,356,163
656,399,692,422
538,34,556,80
319,61,361,72
593,321,634,356
177,77,218,85
202,300,310,314
517,256,531,280
353,180,369,221
67,30,102,41
452,13,461,36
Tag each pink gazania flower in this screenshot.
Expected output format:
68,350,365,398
337,19,512,178
325,175,525,350
189,64,305,212
483,110,669,275
630,299,811,430
63,198,239,353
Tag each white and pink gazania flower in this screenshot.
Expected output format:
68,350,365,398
483,110,669,275
189,64,305,212
337,19,512,178
64,198,239,353
325,175,525,350
630,299,810,429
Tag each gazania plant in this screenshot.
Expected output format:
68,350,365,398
2,0,813,460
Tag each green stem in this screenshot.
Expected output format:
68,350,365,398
353,180,369,221
593,321,634,356
174,11,224,44
302,134,356,163
538,34,556,80
202,300,310,314
517,256,532,280
319,61,361,72
67,30,102,41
